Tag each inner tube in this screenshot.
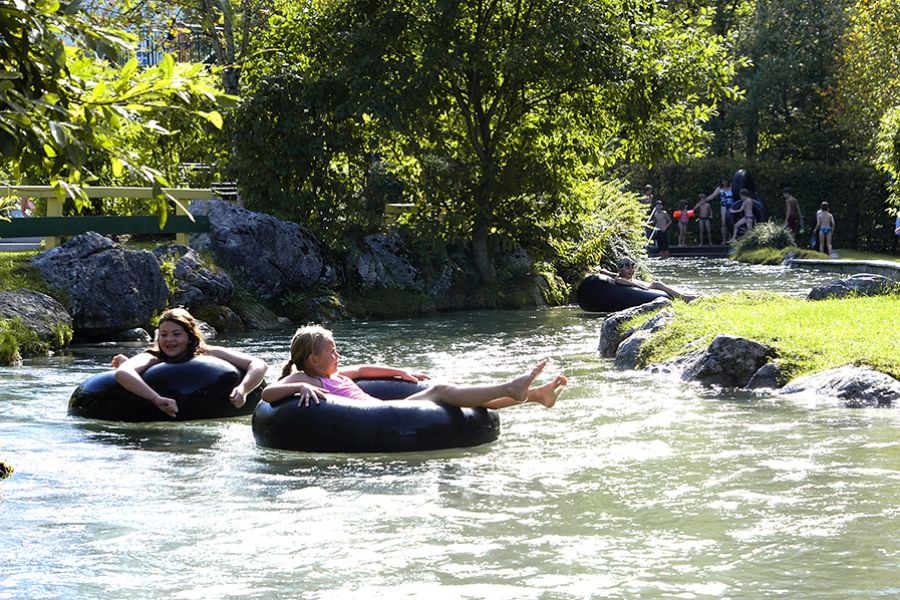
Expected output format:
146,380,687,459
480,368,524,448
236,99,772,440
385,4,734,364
252,378,501,453
68,355,264,422
576,274,669,313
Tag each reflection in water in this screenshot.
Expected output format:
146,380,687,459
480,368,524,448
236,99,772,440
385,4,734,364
1,258,897,599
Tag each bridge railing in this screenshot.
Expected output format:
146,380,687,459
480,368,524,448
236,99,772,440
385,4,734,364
0,186,218,249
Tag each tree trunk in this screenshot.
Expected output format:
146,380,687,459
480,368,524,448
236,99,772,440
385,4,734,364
471,214,497,284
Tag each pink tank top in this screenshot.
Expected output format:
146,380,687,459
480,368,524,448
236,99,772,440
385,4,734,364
318,374,377,402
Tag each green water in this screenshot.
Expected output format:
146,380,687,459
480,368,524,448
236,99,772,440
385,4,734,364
1,259,898,599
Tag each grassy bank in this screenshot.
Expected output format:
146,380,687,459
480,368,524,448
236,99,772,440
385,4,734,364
0,250,53,295
636,291,900,381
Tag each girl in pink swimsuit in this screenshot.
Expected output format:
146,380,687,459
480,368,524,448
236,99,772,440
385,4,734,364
261,325,568,409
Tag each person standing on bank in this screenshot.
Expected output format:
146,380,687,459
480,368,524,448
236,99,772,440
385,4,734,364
693,193,713,246
649,201,672,259
701,176,735,245
783,187,801,238
816,202,836,257
728,189,756,243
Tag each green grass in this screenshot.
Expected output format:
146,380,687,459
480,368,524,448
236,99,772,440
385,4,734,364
732,246,828,265
0,250,57,295
834,249,900,263
635,291,900,381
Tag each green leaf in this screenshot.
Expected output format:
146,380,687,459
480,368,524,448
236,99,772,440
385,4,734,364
202,111,224,129
110,156,124,177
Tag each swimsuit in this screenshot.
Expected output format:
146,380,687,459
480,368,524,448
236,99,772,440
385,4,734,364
719,188,733,209
820,226,832,235
698,217,711,222
654,229,669,251
318,374,378,401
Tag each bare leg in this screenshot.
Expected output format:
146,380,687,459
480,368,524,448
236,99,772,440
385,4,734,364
480,375,568,409
721,207,729,244
406,361,546,408
648,281,700,302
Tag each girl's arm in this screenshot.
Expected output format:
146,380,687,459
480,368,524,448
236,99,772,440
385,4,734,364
206,346,268,408
260,371,326,405
114,352,178,417
339,365,428,382
703,187,720,203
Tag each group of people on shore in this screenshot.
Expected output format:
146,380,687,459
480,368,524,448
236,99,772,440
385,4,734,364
641,179,838,257
113,308,568,419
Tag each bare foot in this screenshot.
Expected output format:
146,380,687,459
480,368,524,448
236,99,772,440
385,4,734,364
508,360,546,403
527,375,568,408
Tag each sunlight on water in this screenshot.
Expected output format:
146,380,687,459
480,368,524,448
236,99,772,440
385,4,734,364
1,259,898,599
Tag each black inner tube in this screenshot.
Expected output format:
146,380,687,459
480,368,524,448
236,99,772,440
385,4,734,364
252,378,501,453
69,355,263,422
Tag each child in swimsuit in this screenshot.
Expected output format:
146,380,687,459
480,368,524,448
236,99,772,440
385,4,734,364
816,202,836,257
261,325,568,409
728,189,756,243
676,200,690,247
693,193,712,246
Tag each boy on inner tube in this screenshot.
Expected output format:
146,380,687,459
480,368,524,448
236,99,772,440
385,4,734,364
261,325,568,409
113,308,268,418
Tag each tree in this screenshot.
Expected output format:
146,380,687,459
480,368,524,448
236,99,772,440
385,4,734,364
235,0,738,281
707,0,850,161
0,0,229,214
86,0,275,94
834,0,900,210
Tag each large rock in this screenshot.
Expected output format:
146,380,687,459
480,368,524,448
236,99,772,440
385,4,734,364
153,244,234,308
31,232,167,339
664,334,775,387
807,274,896,300
598,297,672,358
188,200,339,300
0,289,72,349
613,308,675,369
780,366,900,408
346,233,424,291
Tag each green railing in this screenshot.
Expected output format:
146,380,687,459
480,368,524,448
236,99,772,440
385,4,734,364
0,186,216,248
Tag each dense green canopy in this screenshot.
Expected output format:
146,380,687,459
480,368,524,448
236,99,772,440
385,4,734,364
232,0,738,278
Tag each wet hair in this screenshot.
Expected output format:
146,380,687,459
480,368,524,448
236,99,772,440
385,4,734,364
282,325,333,378
643,184,653,194
149,308,206,362
820,202,830,210
740,188,751,197
783,187,792,195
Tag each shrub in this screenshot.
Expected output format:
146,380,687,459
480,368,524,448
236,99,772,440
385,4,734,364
734,222,796,252
0,317,49,365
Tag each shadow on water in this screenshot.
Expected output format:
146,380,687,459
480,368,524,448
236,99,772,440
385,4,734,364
71,418,241,454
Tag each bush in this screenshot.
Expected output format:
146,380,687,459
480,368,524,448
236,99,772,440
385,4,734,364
0,317,49,365
734,222,795,252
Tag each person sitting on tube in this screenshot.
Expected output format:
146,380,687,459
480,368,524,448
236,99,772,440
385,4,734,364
113,308,268,418
609,257,700,302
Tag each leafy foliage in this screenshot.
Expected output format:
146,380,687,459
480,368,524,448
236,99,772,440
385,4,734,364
233,0,738,278
708,0,850,160
0,0,230,212
832,0,900,213
732,221,794,252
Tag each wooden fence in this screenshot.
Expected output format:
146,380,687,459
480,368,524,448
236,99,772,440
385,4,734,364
0,186,217,249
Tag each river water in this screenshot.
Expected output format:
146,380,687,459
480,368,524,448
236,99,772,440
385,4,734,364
2,259,898,599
